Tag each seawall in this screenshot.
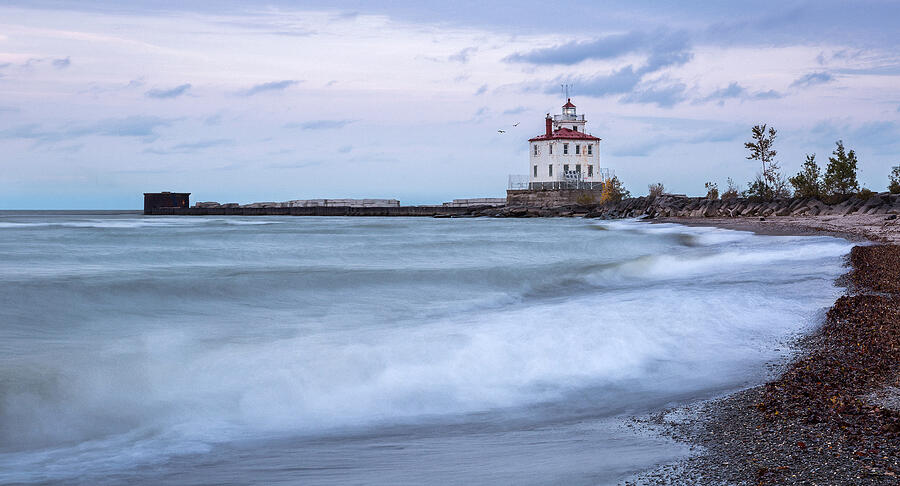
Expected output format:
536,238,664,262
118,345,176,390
506,188,603,207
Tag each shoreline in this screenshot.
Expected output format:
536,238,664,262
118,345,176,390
654,214,900,244
624,218,900,485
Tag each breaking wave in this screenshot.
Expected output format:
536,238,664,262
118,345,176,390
0,215,852,483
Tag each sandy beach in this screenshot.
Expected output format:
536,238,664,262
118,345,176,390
627,216,900,485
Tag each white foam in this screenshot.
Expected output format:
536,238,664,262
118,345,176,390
0,218,852,482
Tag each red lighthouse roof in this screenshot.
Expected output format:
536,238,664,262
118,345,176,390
562,98,576,108
529,127,600,142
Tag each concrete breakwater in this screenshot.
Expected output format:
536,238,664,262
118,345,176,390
145,205,490,217
146,193,900,219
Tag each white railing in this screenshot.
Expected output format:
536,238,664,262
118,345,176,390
508,169,614,190
553,114,585,122
508,174,530,190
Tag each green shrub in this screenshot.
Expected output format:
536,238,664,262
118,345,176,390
857,188,875,200
789,154,822,198
889,166,900,194
823,140,859,196
721,177,740,199
743,172,790,201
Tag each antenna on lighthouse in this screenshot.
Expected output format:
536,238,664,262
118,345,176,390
561,83,570,100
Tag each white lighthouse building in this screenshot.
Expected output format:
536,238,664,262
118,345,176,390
525,99,605,190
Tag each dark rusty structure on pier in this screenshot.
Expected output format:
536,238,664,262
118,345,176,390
144,192,190,214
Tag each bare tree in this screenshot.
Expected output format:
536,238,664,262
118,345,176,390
745,124,777,194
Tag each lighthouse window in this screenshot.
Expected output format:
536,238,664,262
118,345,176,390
576,164,581,173
533,165,538,177
548,165,553,177
588,144,593,155
588,165,593,177
563,164,569,173
549,144,553,155
563,143,569,154
572,126,578,131
575,145,581,155
533,144,538,156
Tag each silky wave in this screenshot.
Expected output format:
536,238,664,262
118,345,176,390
0,216,852,483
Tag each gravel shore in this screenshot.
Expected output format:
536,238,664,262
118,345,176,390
622,221,900,485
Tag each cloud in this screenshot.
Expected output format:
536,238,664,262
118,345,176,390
239,80,301,96
213,18,315,37
688,127,746,144
145,138,234,155
338,145,353,153
696,82,745,105
0,116,174,145
612,125,744,156
145,83,192,99
332,11,359,21
570,66,642,97
284,119,353,130
266,160,324,170
833,65,900,76
621,81,687,108
502,106,528,115
449,47,477,63
506,31,645,65
612,138,669,157
790,72,834,88
475,84,488,95
507,30,692,72
751,89,783,100
537,30,692,102
0,106,19,113
693,83,783,105
817,49,861,66
810,120,900,155
638,31,693,73
51,57,70,69
87,116,173,139
20,57,71,69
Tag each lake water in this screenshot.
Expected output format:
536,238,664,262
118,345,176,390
0,212,852,485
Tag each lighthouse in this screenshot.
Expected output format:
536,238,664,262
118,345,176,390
526,99,604,190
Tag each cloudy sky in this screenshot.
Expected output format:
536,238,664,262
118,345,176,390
1,0,899,208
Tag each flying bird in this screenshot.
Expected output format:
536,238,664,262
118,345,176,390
497,129,506,133
513,122,519,127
